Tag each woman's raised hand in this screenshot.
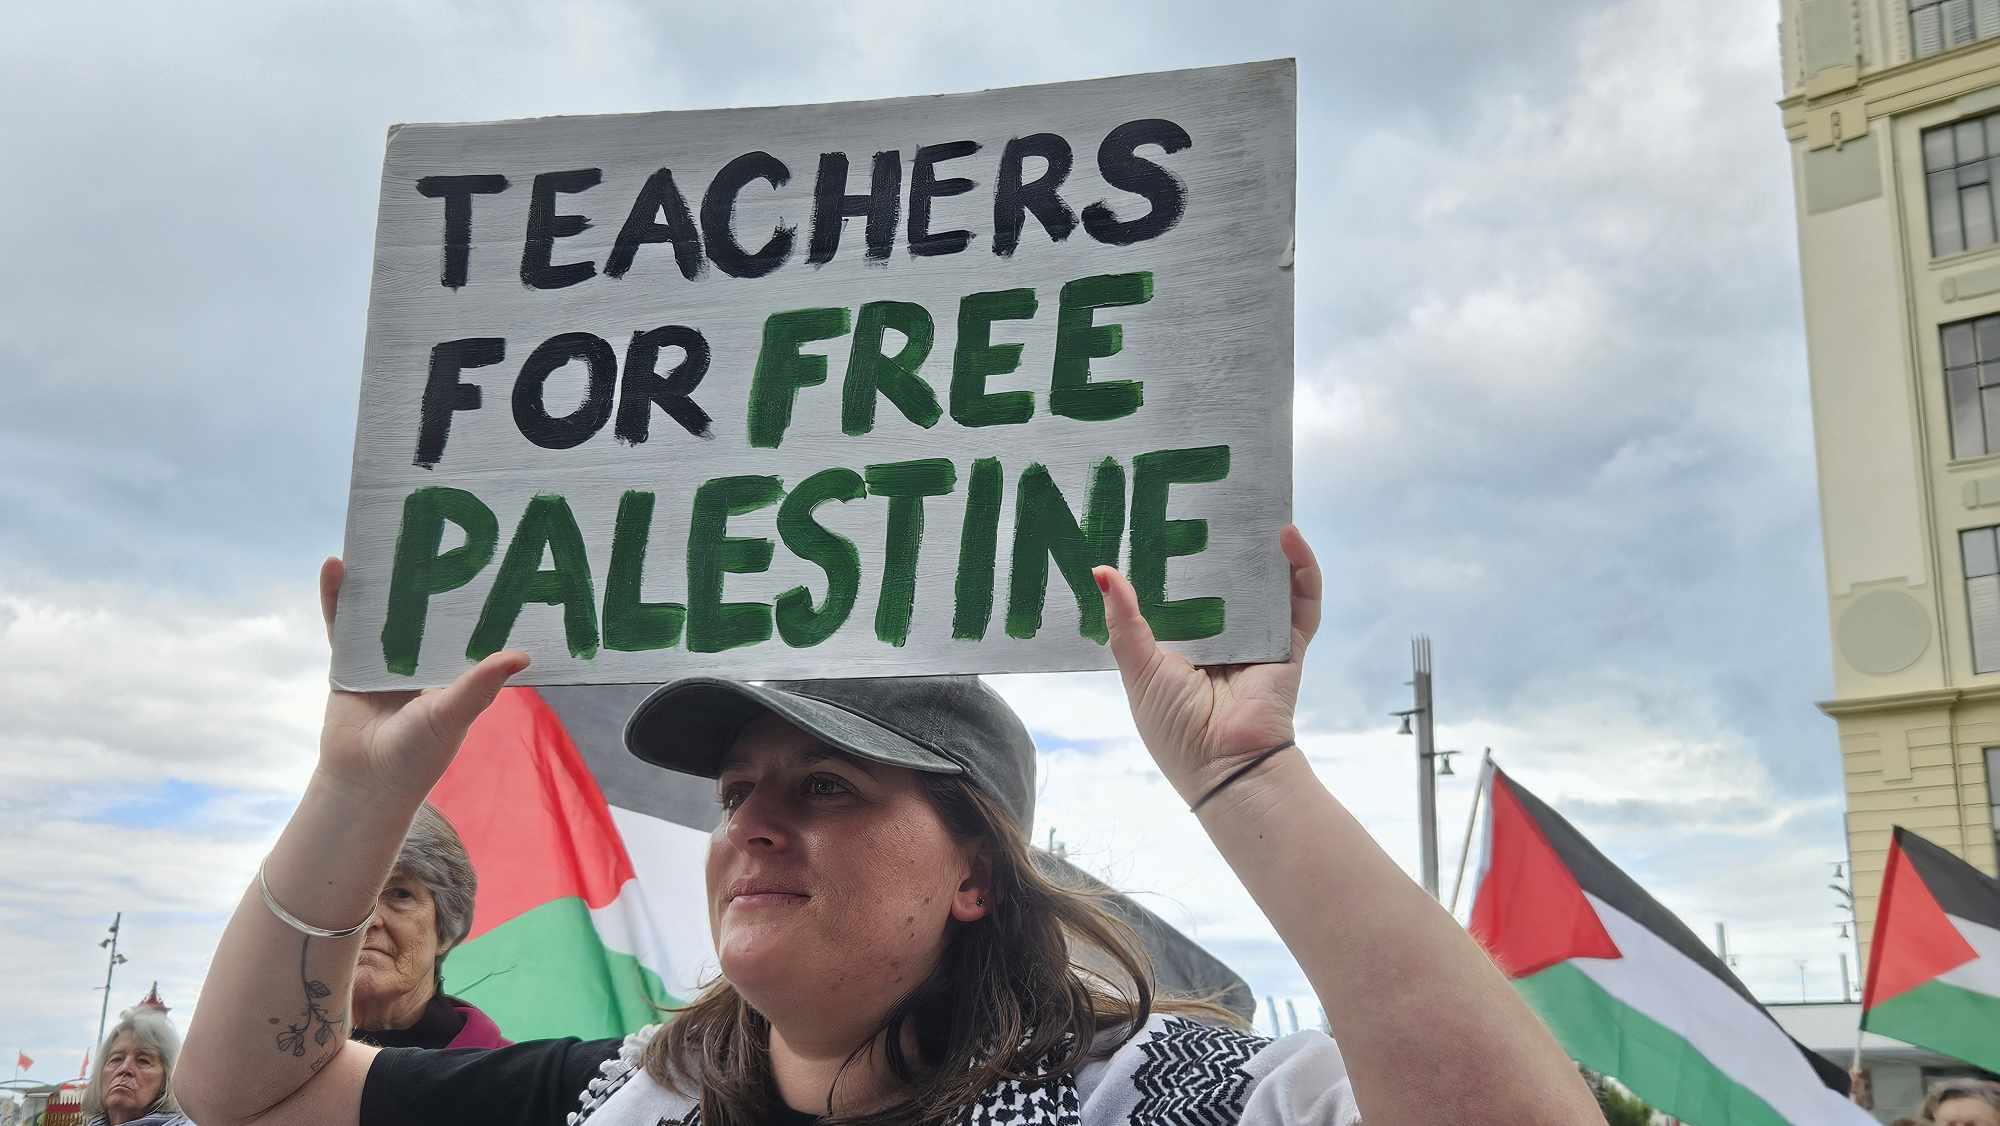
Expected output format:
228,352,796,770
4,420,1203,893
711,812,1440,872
1093,526,1321,807
314,557,529,805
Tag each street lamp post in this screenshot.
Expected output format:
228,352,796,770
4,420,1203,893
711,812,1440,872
93,913,128,1060
1392,637,1443,898
1832,862,1860,1003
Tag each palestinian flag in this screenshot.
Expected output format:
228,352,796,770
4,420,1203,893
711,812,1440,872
433,683,1254,1042
431,685,715,1041
1859,826,2000,1071
1468,764,1869,1125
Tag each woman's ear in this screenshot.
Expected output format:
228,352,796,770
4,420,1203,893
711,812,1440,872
949,854,994,923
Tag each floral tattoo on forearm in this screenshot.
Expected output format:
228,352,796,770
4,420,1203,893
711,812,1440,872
274,936,345,1065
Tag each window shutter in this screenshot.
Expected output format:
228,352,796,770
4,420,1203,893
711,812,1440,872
1970,573,2000,673
1980,0,2000,40
1916,6,1947,56
1948,0,1978,46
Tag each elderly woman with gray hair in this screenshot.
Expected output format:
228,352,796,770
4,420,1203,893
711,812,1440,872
83,1004,189,1126
350,804,507,1050
1924,1078,2000,1126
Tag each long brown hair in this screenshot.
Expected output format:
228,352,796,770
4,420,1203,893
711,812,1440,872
645,773,1240,1125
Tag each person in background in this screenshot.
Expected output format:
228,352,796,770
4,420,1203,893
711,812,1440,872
82,1002,189,1126
1925,1079,2000,1126
350,805,507,1050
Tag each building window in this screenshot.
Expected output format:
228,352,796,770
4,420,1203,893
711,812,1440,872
1911,0,2000,61
1988,749,2000,839
1925,114,2000,257
1941,314,2000,458
1963,526,2000,672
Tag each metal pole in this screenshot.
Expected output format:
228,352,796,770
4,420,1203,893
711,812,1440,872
1264,996,1280,1038
1839,953,1851,1002
1413,637,1439,898
1715,922,1728,966
94,913,122,1056
1283,999,1300,1036
1448,749,1494,914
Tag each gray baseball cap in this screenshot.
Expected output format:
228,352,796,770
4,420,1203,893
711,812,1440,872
622,675,1036,831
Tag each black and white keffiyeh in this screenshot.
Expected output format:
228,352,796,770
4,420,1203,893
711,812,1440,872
566,1015,1361,1126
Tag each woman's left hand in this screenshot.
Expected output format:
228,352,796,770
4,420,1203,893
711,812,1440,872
1094,525,1321,806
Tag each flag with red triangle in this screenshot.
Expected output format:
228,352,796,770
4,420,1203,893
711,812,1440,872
429,686,708,1042
1468,763,1869,1125
1859,826,2000,1071
14,1051,29,1072
433,684,1256,1042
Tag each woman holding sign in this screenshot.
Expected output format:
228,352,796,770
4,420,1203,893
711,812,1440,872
175,528,1597,1125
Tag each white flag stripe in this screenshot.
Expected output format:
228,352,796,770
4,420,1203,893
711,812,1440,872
1573,894,1873,1125
1940,914,2000,996
600,805,720,1000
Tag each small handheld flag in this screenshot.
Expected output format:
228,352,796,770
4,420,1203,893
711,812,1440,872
1468,764,1870,1125
1859,826,2000,1071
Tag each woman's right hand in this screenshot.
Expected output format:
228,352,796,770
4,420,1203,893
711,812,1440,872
313,557,529,805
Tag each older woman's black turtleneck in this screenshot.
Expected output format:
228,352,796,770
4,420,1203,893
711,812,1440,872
354,992,466,1049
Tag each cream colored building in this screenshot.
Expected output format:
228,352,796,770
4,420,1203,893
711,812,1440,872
1779,0,2000,963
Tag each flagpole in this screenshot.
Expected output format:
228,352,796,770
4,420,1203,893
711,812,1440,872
1447,750,1494,915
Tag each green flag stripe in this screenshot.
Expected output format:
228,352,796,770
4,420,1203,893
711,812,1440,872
1862,977,2000,1073
442,895,679,1041
1516,963,1791,1126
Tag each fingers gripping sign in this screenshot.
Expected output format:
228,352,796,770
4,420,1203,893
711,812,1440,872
317,557,530,804
1093,525,1321,808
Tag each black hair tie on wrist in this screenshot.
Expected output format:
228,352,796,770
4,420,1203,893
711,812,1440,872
1189,741,1297,813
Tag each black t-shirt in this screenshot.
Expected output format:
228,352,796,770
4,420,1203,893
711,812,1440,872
360,1038,823,1126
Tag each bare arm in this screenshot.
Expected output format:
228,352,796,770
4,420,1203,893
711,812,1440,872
1095,529,1599,1125
175,560,527,1126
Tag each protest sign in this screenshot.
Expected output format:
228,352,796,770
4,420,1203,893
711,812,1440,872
332,59,1296,689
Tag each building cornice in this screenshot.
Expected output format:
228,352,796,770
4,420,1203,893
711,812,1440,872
1818,682,2000,716
1781,40,2000,141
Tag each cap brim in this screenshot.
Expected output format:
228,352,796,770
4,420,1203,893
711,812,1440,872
623,677,968,781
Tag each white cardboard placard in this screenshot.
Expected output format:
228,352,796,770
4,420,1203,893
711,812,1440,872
333,59,1295,689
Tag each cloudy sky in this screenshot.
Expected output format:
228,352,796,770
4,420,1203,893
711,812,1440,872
0,0,1851,1069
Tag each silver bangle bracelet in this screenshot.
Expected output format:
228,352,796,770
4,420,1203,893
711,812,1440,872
256,859,373,940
